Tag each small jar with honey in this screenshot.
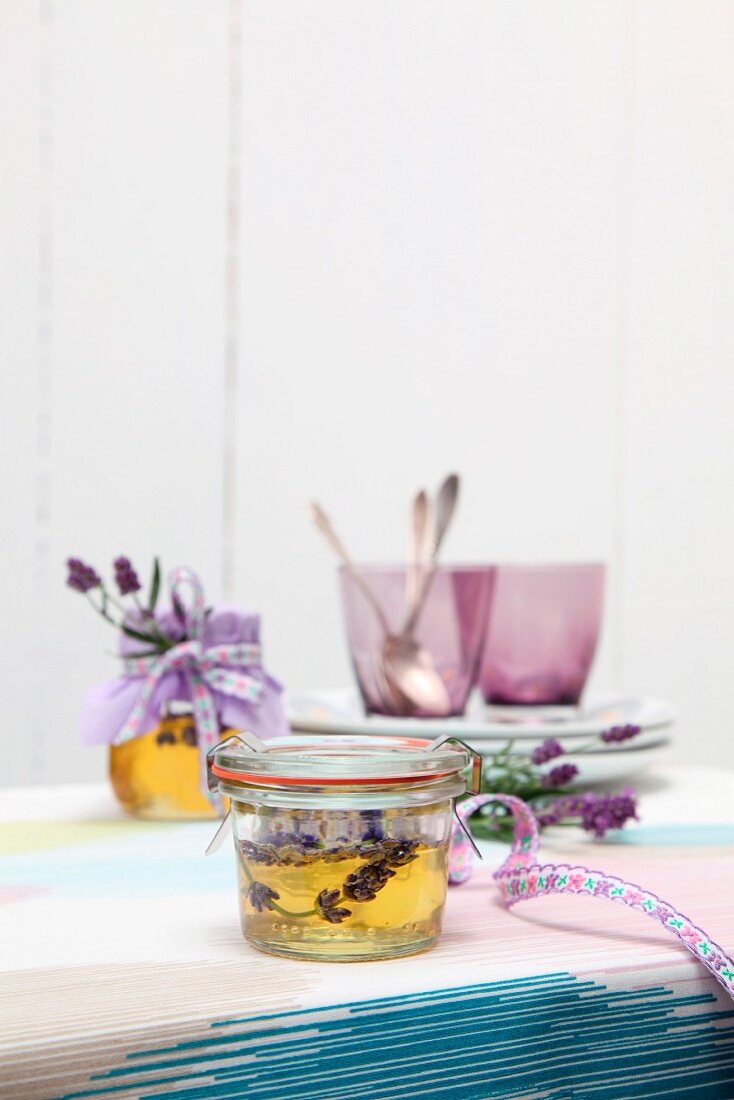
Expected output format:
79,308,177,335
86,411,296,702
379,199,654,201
110,703,228,820
209,734,474,961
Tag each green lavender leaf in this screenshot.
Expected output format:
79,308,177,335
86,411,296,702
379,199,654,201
121,623,166,650
148,556,161,613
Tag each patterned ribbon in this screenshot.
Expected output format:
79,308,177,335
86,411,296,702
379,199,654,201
115,567,263,809
449,793,734,1002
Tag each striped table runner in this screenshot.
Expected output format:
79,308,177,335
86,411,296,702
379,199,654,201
2,769,734,1099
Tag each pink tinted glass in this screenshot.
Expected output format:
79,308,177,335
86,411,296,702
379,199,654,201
340,566,496,717
479,564,605,706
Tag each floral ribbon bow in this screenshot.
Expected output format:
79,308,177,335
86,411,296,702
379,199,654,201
115,567,263,806
449,794,734,1003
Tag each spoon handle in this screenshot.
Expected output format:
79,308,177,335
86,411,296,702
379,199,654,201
404,473,460,634
432,472,460,557
309,502,390,633
407,489,429,610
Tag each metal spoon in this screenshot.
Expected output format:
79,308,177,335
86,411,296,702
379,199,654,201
382,474,461,716
404,472,460,634
380,476,459,715
406,490,430,611
381,632,451,715
310,485,457,717
372,487,450,716
310,502,411,714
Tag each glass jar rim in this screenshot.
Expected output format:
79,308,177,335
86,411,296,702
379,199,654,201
210,734,473,789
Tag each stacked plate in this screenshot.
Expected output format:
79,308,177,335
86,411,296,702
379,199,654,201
286,690,676,785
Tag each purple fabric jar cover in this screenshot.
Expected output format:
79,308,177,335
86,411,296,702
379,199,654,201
80,575,289,750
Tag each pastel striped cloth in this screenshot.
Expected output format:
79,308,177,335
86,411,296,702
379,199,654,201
1,767,733,1099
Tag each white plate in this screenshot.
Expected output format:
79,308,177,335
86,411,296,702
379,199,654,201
286,688,676,742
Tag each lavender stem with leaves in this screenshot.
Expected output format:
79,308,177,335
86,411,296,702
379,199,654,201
469,725,642,841
66,554,176,653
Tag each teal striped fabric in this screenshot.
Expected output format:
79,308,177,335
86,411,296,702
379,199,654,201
60,973,734,1099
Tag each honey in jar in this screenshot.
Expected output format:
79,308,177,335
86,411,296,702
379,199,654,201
209,734,472,961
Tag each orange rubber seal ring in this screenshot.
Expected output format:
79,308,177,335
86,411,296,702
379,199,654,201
210,764,456,787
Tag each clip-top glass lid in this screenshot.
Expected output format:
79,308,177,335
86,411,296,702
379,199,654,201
209,734,475,787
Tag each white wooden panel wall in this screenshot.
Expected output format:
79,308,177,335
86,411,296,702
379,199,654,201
234,0,628,696
1,1,733,784
0,2,42,783
1,0,230,784
622,2,734,758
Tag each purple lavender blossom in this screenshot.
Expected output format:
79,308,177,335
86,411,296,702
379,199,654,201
540,763,579,789
113,556,142,596
316,888,352,924
530,738,565,766
533,788,638,839
66,557,102,593
246,882,280,913
534,794,583,827
534,800,566,828
600,723,642,744
578,789,638,838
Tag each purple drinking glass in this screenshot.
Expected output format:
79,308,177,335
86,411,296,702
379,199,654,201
479,563,605,707
339,565,496,718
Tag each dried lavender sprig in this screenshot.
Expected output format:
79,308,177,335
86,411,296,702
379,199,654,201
579,789,638,837
66,555,178,651
530,738,565,766
343,860,395,902
379,839,419,867
471,733,640,843
246,882,280,913
110,558,176,646
237,836,423,924
540,763,579,790
534,789,638,839
237,847,320,918
68,559,127,618
519,723,645,776
66,558,102,593
112,557,171,648
599,723,642,744
113,556,142,596
316,888,352,924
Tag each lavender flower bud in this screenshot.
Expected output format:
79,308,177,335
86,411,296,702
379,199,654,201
533,799,567,828
599,723,642,744
530,738,565,766
246,882,280,912
579,790,638,838
66,557,102,593
316,888,352,923
534,787,638,839
321,906,353,924
342,860,396,902
113,556,142,596
379,838,419,867
540,763,579,789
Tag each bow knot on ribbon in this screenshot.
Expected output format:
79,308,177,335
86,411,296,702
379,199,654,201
114,567,263,806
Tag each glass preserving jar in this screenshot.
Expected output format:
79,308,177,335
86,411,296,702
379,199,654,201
209,734,475,962
110,704,229,821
